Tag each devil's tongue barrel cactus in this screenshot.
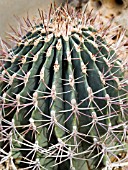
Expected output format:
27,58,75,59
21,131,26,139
0,6,128,170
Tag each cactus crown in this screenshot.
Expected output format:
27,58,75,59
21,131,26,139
0,5,128,170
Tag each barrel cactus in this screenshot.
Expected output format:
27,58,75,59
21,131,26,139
0,5,128,170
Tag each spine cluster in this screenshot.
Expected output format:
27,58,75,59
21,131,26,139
0,5,128,170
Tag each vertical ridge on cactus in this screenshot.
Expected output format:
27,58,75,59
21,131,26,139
0,5,128,170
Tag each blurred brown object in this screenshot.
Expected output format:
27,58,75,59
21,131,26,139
68,0,89,9
87,0,128,35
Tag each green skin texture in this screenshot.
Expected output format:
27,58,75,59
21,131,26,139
0,22,128,170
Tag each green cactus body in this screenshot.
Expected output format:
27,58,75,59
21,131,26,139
0,6,128,170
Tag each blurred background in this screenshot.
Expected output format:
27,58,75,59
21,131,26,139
0,0,65,40
0,0,127,63
0,0,128,41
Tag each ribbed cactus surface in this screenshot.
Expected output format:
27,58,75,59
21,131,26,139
0,6,128,170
